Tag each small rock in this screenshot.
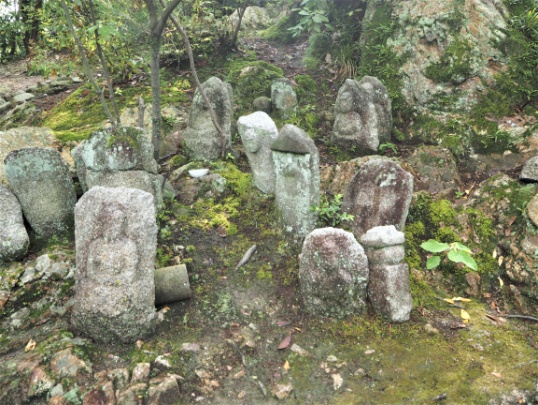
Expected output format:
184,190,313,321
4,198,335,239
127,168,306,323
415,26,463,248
12,92,35,104
326,355,338,362
154,354,171,370
332,373,344,390
465,271,481,297
424,323,440,334
148,375,181,405
509,285,528,314
526,194,538,227
272,383,294,400
180,343,201,352
131,362,151,384
353,368,366,377
27,366,56,397
290,344,309,357
50,348,92,378
364,349,375,355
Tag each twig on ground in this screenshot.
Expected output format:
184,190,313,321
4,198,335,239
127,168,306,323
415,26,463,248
503,314,538,322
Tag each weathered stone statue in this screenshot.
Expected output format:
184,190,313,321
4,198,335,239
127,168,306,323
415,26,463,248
360,225,412,322
72,126,164,209
342,159,413,238
332,76,392,155
71,186,157,344
0,184,29,262
237,111,279,193
183,76,233,161
271,78,297,119
4,147,76,246
299,227,369,318
271,124,320,239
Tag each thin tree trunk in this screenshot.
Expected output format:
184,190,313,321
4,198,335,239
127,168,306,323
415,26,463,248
163,1,228,159
231,6,246,49
144,0,183,160
60,0,116,127
149,34,162,158
88,0,121,125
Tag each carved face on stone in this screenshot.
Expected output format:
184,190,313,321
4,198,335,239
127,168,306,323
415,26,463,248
100,203,128,242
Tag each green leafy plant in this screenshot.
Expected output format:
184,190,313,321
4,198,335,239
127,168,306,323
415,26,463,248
420,239,477,271
379,142,397,155
311,194,354,227
288,0,331,37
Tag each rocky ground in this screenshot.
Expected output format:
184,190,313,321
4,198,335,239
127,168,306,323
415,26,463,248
1,32,538,405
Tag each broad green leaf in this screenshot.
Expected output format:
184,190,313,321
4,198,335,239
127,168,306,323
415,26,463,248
299,9,310,15
453,242,472,253
426,256,441,269
421,240,449,253
447,250,477,270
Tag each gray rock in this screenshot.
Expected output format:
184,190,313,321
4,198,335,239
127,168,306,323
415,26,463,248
299,227,369,318
148,375,181,405
520,156,538,182
11,92,35,104
183,76,232,161
360,225,412,322
253,96,272,114
72,126,158,191
271,124,320,238
527,193,538,227
0,127,57,185
342,159,413,238
228,6,271,31
238,111,279,193
0,101,10,114
155,264,191,305
71,186,157,344
332,77,392,155
85,170,165,209
4,147,76,246
271,78,297,119
407,146,462,195
0,184,29,262
359,225,406,247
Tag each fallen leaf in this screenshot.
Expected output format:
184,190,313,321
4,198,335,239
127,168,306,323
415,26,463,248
498,256,504,266
461,309,471,323
136,340,144,348
498,277,504,287
364,349,375,355
491,371,503,378
276,320,291,327
452,297,472,302
278,333,292,350
283,361,290,371
443,298,455,304
492,249,497,259
505,228,511,236
508,215,517,226
25,338,36,352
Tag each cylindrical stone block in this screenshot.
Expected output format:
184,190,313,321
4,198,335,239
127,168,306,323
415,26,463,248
155,264,191,305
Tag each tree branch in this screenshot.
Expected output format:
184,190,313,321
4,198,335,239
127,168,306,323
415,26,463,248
60,0,116,127
162,1,228,158
154,0,183,35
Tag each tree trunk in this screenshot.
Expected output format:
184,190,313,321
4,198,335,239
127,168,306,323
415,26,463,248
149,34,162,159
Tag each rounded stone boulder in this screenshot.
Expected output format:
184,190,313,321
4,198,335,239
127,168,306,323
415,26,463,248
299,227,369,318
